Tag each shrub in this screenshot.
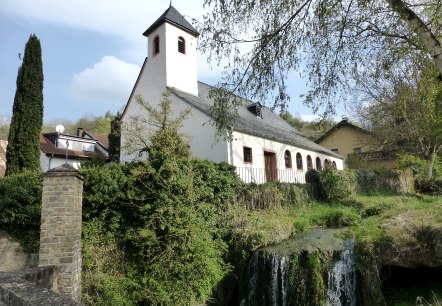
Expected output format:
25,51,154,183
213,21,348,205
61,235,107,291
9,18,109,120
306,168,356,202
235,182,310,210
80,158,237,305
0,171,42,252
354,169,378,194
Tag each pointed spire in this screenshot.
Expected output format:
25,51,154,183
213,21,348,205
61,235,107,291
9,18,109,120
143,5,199,37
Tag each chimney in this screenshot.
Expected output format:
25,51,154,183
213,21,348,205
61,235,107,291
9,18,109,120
77,127,84,137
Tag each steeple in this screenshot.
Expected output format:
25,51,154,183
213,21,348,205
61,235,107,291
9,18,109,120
143,5,199,96
143,6,199,38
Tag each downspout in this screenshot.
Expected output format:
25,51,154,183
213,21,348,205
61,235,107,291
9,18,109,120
228,126,234,166
48,153,55,171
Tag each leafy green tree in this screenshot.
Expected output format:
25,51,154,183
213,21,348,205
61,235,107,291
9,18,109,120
122,92,191,161
6,34,44,175
280,111,335,141
199,0,442,137
0,120,10,141
43,112,113,135
357,59,442,178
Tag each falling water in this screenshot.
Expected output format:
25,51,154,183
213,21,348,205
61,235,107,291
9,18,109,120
242,252,289,306
241,231,357,306
326,241,357,306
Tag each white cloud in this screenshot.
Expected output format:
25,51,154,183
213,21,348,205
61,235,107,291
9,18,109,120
0,0,206,43
68,56,139,108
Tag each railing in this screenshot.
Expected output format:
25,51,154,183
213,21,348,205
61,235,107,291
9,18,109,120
235,167,306,184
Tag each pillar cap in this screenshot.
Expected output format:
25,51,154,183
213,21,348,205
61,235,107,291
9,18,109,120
44,164,83,180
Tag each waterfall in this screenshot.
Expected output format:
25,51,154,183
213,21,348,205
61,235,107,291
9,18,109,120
242,252,289,306
241,231,357,306
326,241,357,306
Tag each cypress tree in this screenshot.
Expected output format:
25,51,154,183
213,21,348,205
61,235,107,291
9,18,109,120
6,34,44,175
108,113,121,163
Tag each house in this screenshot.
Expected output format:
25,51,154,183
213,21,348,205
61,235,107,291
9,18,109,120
120,5,343,183
40,128,108,172
315,118,396,169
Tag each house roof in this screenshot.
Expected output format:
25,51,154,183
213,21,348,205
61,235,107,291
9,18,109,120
83,131,109,150
40,134,102,160
315,119,371,144
143,5,199,37
0,140,7,176
169,82,343,159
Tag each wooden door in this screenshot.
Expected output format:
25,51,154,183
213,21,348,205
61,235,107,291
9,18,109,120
264,151,277,182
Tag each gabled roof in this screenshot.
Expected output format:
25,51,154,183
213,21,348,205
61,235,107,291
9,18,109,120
83,131,109,150
169,82,343,159
315,119,371,144
143,5,199,37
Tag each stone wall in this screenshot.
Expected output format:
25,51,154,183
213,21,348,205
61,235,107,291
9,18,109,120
0,231,34,272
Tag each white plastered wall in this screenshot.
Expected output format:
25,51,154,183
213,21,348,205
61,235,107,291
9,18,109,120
121,22,201,162
40,153,82,172
230,131,344,170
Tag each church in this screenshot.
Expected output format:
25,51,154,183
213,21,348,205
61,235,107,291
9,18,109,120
120,5,343,184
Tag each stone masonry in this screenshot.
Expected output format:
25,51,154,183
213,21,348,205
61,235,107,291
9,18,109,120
38,164,83,302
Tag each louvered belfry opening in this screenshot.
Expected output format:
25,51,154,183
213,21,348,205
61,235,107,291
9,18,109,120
178,36,185,54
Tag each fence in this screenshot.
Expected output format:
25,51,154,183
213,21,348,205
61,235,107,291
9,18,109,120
235,167,306,184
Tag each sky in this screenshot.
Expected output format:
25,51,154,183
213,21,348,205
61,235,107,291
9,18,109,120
0,0,336,126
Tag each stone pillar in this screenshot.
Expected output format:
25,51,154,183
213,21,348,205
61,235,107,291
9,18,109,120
38,164,83,302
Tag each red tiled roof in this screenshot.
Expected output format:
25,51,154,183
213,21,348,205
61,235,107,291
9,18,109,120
0,140,7,176
83,131,109,150
40,134,102,159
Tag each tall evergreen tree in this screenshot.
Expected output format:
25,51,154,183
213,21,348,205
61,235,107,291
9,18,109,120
6,34,44,175
108,113,121,163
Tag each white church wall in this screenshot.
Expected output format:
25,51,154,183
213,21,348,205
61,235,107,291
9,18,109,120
230,130,344,183
165,23,199,96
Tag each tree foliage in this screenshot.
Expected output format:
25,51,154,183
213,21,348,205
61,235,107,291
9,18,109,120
198,0,442,137
356,59,442,178
122,92,191,161
280,111,335,141
43,112,114,135
6,34,44,175
108,113,121,163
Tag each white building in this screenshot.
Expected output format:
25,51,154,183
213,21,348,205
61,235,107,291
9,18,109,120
40,128,109,172
120,5,343,184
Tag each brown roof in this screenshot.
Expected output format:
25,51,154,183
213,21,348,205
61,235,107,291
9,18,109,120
315,119,371,144
40,134,102,159
0,140,7,176
83,131,109,150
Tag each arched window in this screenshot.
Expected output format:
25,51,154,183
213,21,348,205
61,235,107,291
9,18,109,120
284,150,292,168
153,36,160,54
296,153,303,170
332,161,337,169
178,36,185,54
316,157,322,170
324,159,331,169
307,155,313,170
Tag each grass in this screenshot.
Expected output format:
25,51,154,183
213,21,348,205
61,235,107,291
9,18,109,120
227,193,442,253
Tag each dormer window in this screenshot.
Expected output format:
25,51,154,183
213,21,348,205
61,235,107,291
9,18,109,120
178,36,185,54
153,36,160,54
247,103,263,118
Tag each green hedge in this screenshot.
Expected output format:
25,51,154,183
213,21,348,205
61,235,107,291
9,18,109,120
0,171,42,252
306,168,356,202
